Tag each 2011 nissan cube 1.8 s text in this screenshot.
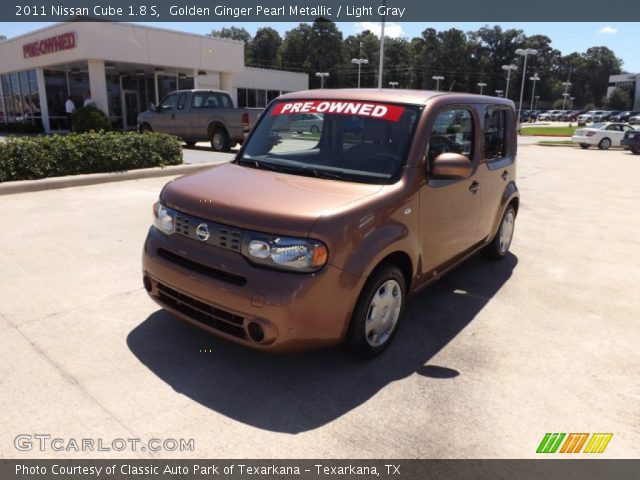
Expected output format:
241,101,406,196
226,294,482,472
142,89,519,357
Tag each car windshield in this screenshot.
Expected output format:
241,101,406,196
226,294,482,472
590,123,605,129
238,99,421,184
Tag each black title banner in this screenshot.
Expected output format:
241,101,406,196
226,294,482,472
2,460,640,480
5,0,640,22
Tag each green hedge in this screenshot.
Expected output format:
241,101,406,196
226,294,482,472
0,131,182,182
72,106,112,133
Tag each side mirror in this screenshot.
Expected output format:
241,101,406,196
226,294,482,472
431,153,473,179
149,103,157,112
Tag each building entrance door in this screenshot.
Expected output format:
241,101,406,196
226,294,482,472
122,90,140,130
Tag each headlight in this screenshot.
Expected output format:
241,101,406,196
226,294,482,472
243,235,328,272
152,201,175,234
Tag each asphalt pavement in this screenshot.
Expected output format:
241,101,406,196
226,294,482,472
0,142,638,459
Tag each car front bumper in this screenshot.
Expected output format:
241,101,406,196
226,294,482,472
142,227,363,352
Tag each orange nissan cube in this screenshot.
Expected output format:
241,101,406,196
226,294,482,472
143,89,519,357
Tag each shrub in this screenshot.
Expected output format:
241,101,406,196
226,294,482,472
0,131,182,182
71,106,112,133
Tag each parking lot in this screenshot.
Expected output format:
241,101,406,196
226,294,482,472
0,142,639,459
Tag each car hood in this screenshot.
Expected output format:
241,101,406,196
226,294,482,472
160,162,382,236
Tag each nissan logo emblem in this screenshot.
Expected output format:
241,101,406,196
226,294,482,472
196,223,210,241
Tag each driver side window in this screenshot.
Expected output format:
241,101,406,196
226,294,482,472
426,108,474,171
159,93,178,111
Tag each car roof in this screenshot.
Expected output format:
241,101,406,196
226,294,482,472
277,88,514,107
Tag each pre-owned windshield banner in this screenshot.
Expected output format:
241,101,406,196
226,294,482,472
271,101,405,121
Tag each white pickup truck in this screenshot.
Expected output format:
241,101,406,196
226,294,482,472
137,89,262,152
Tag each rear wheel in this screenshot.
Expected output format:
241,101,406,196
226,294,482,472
632,148,640,155
210,128,229,152
184,140,196,147
310,125,319,134
598,138,612,150
580,143,589,149
139,123,151,134
346,265,406,358
484,205,516,260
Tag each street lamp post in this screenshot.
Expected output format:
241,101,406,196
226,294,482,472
477,82,487,94
351,58,369,88
315,72,329,89
388,81,398,89
535,95,540,110
529,73,540,110
515,48,538,127
432,75,444,91
501,64,518,100
570,96,575,110
561,81,572,109
495,89,504,97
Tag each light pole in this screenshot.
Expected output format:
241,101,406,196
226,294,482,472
515,48,538,127
351,58,369,88
529,73,540,110
315,72,329,89
501,64,518,100
388,81,398,89
378,0,386,88
535,95,540,110
562,92,570,110
477,82,487,94
495,89,504,97
561,81,572,109
570,96,575,110
432,75,444,91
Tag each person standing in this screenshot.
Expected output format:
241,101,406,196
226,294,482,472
65,96,76,130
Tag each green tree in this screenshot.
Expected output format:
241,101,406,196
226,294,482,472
279,23,313,72
343,30,379,87
248,27,282,68
605,87,632,110
209,27,252,63
308,18,344,88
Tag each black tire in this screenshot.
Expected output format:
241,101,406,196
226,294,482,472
580,143,589,149
631,148,640,155
484,205,516,260
346,264,406,358
210,128,229,152
184,140,196,147
139,123,152,134
310,125,319,134
598,138,612,150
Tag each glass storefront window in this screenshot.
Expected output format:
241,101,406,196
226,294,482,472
10,73,21,119
237,88,247,108
28,70,40,117
157,75,177,102
19,71,31,118
2,75,13,119
44,69,68,130
178,76,194,90
68,70,89,105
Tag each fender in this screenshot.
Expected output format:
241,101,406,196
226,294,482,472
488,181,520,241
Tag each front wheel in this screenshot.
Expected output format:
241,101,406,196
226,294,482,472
346,265,406,358
484,205,516,260
598,138,612,150
580,143,589,149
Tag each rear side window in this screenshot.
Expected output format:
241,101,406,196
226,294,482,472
177,93,187,110
192,92,233,109
484,108,509,162
427,108,474,167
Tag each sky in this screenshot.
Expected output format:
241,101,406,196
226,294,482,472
1,22,638,72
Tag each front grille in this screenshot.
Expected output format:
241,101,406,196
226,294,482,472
174,211,242,253
157,282,246,339
157,248,246,286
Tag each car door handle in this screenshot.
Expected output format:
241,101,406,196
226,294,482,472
469,181,480,193
501,170,509,180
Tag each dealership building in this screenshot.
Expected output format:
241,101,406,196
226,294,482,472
0,22,308,132
608,73,640,110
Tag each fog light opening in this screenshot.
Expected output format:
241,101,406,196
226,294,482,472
247,322,265,343
143,275,152,293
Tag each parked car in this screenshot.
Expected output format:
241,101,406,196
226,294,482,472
577,110,606,125
137,89,262,152
629,114,640,125
537,110,561,121
594,111,620,122
519,110,531,122
610,111,640,122
550,110,570,121
528,110,541,121
142,89,520,357
571,122,636,150
561,110,586,122
290,113,323,133
621,129,640,154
